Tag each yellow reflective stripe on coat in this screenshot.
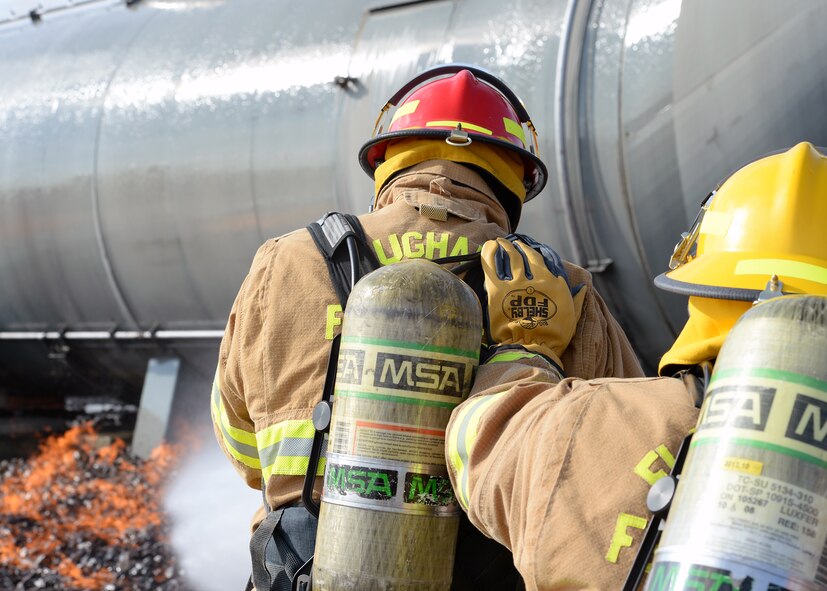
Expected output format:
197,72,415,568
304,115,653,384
447,392,506,510
256,420,326,480
487,350,541,364
211,375,261,470
486,349,562,378
211,369,324,479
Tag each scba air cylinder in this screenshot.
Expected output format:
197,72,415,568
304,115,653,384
313,259,481,591
647,296,827,591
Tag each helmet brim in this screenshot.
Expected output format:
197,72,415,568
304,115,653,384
655,251,827,300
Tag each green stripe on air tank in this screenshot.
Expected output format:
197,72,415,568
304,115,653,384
711,367,827,393
690,436,827,470
341,335,478,359
335,389,460,409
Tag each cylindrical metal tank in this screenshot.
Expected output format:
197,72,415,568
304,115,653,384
648,295,827,590
1,0,827,400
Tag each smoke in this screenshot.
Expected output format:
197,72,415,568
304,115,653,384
157,351,262,590
164,443,261,591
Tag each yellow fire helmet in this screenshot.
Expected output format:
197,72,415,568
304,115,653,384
656,142,827,374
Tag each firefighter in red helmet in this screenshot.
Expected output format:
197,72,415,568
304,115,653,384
212,65,641,591
359,67,547,230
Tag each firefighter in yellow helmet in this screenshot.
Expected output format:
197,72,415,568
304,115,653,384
211,64,641,591
446,142,827,590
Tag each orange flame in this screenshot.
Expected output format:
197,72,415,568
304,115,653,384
0,423,182,589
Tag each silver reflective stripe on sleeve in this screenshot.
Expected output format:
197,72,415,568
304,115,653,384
447,392,506,510
211,374,261,469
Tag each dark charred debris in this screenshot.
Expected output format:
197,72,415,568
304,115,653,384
0,421,193,591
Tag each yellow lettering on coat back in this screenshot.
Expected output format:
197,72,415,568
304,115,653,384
425,232,449,259
605,513,647,563
633,444,676,485
449,235,469,257
374,232,471,262
325,304,343,340
373,235,403,264
402,231,424,258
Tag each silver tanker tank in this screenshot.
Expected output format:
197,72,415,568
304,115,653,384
1,0,827,405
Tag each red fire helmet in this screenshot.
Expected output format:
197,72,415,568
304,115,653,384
359,65,548,204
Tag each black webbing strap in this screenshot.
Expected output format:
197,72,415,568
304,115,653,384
250,508,301,591
301,333,339,518
436,253,485,315
287,213,381,591
306,212,379,308
302,211,381,515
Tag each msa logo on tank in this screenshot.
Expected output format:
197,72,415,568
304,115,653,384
647,562,791,591
325,462,398,501
699,382,827,450
404,473,455,507
698,385,774,432
786,394,827,450
375,352,465,397
504,287,556,329
336,348,365,385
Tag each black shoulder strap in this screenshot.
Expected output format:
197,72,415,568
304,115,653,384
432,252,486,322
299,212,380,522
307,212,380,307
262,214,380,591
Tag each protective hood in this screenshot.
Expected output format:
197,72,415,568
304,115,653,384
658,296,751,376
373,138,525,229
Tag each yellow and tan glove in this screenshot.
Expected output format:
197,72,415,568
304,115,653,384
481,235,587,371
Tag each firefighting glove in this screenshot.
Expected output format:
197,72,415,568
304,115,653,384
481,235,587,371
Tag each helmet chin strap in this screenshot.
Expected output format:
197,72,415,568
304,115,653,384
369,160,384,212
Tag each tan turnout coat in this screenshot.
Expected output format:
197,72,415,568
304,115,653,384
446,357,700,590
213,160,650,587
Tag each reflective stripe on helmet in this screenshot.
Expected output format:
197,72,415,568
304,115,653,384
502,117,527,146
390,99,420,125
425,120,493,135
735,259,827,285
698,210,732,236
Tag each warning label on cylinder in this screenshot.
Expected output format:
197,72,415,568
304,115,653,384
350,420,445,465
701,471,827,578
328,417,446,465
680,371,827,582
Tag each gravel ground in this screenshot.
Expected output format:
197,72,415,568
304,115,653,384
0,423,193,591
